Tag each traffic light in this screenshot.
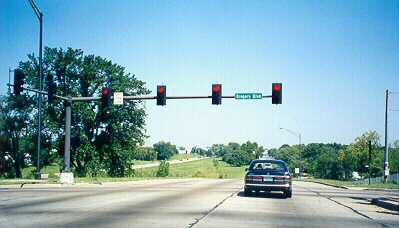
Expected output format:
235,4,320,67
13,69,25,96
212,84,222,105
48,81,57,104
272,83,282,104
157,85,166,106
101,87,112,108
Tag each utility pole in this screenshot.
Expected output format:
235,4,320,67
368,140,372,185
28,0,44,180
384,89,389,183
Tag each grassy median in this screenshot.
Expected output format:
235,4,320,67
0,157,247,185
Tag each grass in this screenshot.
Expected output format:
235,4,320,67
132,154,199,166
22,164,61,179
133,160,157,165
133,158,246,179
2,157,246,185
305,178,399,189
169,153,200,161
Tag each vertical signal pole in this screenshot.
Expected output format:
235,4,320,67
384,89,389,182
28,0,44,179
64,98,71,172
36,11,43,179
60,97,73,184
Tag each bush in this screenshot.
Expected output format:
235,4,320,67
223,149,252,166
134,147,156,161
212,158,219,168
156,160,169,177
154,142,178,160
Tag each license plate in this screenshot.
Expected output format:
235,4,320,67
252,176,263,181
263,177,273,182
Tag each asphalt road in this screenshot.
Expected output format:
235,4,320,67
1,179,398,228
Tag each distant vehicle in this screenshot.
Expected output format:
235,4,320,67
244,159,292,198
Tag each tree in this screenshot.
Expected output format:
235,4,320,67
154,141,178,160
3,47,149,177
191,147,210,156
348,131,381,177
221,141,266,166
0,94,36,178
134,147,157,161
209,144,226,157
390,140,399,174
241,141,265,159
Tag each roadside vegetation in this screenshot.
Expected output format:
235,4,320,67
304,178,399,189
0,157,247,184
1,48,398,188
269,131,399,182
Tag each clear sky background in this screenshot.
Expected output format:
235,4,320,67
1,0,398,150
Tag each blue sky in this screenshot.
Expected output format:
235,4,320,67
1,0,398,149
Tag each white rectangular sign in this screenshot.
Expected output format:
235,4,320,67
113,92,124,105
295,168,300,174
385,168,390,176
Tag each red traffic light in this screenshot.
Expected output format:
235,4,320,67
157,85,166,106
158,86,166,94
273,83,281,92
212,84,221,93
102,87,111,96
212,84,222,105
272,83,282,104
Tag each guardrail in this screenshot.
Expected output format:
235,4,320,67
354,173,399,185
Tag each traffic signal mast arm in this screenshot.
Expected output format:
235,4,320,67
7,83,69,101
8,83,273,102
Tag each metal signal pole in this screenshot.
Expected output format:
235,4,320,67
28,0,44,179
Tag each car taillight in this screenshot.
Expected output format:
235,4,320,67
246,175,262,181
274,175,291,182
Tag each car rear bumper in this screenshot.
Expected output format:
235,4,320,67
245,183,291,191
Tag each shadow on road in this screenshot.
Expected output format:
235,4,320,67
237,191,287,199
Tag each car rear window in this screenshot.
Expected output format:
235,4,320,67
249,161,287,172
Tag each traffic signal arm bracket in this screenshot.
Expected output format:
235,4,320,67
7,83,69,101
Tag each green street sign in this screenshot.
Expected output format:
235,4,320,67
235,93,263,100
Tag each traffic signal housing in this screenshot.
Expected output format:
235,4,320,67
272,83,282,104
48,81,57,104
212,84,222,105
101,87,112,109
157,85,166,106
14,69,25,96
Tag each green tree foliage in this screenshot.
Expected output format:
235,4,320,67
268,131,396,180
348,131,383,177
1,47,149,177
0,94,36,178
213,141,266,166
134,147,157,161
208,144,226,157
154,141,178,160
156,160,169,177
390,140,399,174
191,147,211,156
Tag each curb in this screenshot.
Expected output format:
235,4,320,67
303,180,349,189
371,198,399,211
364,188,399,192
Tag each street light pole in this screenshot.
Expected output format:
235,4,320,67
28,0,43,179
280,128,302,176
